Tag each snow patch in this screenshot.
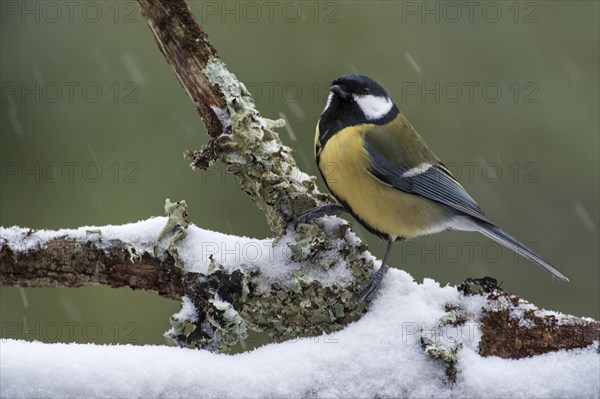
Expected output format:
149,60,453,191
1,270,597,398
175,296,198,323
2,221,598,398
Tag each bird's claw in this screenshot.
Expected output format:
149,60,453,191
358,265,389,303
294,204,346,230
294,211,314,230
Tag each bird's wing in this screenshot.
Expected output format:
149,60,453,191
363,129,495,225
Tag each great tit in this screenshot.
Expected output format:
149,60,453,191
298,74,568,302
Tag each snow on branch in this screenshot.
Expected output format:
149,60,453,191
1,209,598,397
2,205,598,357
1,271,598,398
0,217,184,300
0,200,375,351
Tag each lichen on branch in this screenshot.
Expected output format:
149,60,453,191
188,57,332,238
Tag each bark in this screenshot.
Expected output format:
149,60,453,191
135,0,227,138
479,292,600,358
0,237,183,300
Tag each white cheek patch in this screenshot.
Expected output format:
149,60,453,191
322,92,334,114
354,94,393,120
402,163,433,178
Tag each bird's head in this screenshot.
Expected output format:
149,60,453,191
324,74,396,121
317,75,399,146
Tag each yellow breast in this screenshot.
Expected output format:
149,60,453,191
317,124,447,239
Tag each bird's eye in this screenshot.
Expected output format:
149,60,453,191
364,88,370,93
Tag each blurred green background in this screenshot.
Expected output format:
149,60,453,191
1,1,598,347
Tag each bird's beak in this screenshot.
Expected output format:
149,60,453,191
331,84,352,101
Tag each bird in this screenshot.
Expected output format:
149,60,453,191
297,74,568,302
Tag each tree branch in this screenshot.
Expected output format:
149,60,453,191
0,235,183,300
2,217,598,361
135,0,227,138
136,0,336,237
0,209,372,353
478,292,600,358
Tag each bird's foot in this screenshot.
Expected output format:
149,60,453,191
359,265,389,303
458,276,502,295
294,204,346,230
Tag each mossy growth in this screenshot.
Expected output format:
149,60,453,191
230,218,372,348
156,199,190,269
422,310,468,383
166,60,378,352
424,344,462,383
168,209,374,352
202,58,332,238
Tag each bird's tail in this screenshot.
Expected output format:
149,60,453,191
472,221,569,281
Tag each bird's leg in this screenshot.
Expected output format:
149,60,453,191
359,239,394,303
294,204,347,229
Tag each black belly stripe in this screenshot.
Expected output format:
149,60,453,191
315,108,403,243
